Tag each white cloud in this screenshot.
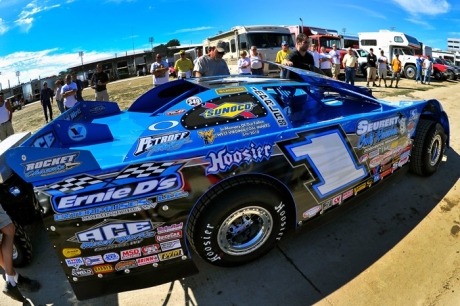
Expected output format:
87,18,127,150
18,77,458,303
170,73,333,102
405,18,435,29
168,26,214,35
0,18,9,35
391,0,450,15
15,1,61,32
338,4,387,19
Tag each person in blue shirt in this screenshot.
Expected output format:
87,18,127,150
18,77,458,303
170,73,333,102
415,55,424,84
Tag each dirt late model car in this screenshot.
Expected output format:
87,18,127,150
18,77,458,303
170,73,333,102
4,68,449,300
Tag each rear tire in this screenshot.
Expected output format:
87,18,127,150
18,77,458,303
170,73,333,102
410,119,446,176
188,177,289,267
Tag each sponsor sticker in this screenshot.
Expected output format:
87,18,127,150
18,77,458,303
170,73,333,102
186,96,202,107
201,102,256,119
32,132,55,148
65,257,84,267
89,105,106,114
22,153,80,178
251,87,287,127
359,154,368,164
68,123,87,141
198,128,216,145
157,223,183,235
166,109,186,116
160,239,181,252
115,260,138,271
134,131,191,156
342,189,354,200
332,195,342,206
159,249,184,261
120,247,142,260
84,255,104,266
142,244,161,255
103,252,120,263
148,121,179,131
215,87,247,95
302,205,321,219
72,268,93,277
136,255,159,266
369,155,385,168
92,264,114,274
62,248,81,258
155,230,182,243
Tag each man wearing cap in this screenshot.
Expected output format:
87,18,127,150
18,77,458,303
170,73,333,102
366,48,378,87
329,44,341,80
275,41,291,78
0,92,14,141
174,50,194,79
389,53,402,88
151,54,169,86
40,82,54,123
193,43,230,77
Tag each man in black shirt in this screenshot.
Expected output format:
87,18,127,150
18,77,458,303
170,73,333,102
283,33,315,80
366,48,378,87
40,82,54,123
90,64,110,101
72,72,84,101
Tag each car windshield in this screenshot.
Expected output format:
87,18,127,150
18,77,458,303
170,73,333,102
356,49,369,57
247,33,294,48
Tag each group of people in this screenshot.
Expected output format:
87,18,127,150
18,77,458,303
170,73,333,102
40,64,110,123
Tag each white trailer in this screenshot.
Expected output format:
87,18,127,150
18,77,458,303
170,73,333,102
202,25,294,75
358,30,421,79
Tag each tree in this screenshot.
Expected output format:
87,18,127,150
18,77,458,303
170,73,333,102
166,39,180,47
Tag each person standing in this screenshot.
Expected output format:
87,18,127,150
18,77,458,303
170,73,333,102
415,55,424,84
275,41,291,78
194,47,203,66
40,82,54,123
377,50,388,88
61,74,78,110
249,46,264,76
90,64,110,101
237,51,251,75
342,47,358,85
423,55,433,85
193,43,230,77
366,48,378,87
174,50,194,79
389,53,402,88
309,43,320,69
329,44,341,80
72,73,84,101
150,54,169,86
54,80,65,114
0,93,14,141
283,33,315,80
319,46,332,77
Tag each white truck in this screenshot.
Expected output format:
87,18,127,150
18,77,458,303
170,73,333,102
202,25,294,75
358,30,421,79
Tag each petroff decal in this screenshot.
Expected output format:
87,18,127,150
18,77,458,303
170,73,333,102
166,109,186,116
157,223,183,234
155,230,182,243
251,87,288,127
72,268,93,277
65,257,84,268
68,219,160,249
214,120,270,138
23,153,80,178
142,244,160,255
84,255,104,266
198,129,216,145
159,248,183,261
215,87,247,95
356,116,404,149
89,105,106,114
68,123,87,141
54,199,157,222
92,264,113,274
32,132,55,148
201,102,256,119
115,260,138,271
103,252,120,263
64,107,82,121
120,247,142,260
47,162,183,213
205,142,272,175
136,255,159,266
134,131,191,156
62,248,81,258
186,96,202,107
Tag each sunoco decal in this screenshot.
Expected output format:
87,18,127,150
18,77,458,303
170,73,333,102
134,131,191,156
251,87,288,127
205,142,272,175
67,219,161,249
22,153,81,178
200,102,256,119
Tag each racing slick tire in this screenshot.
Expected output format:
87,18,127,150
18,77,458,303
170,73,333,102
188,176,289,267
0,221,33,267
410,119,446,176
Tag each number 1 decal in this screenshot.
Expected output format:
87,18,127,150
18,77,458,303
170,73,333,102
278,127,367,200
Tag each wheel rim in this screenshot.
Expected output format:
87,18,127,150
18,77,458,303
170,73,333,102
217,206,273,256
406,67,416,79
429,134,442,166
12,244,18,260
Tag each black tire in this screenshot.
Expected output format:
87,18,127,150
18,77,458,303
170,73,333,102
448,70,456,80
188,177,289,267
360,64,368,78
434,70,442,80
12,221,33,267
410,119,446,176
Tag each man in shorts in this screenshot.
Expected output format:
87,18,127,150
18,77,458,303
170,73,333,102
377,50,388,87
329,44,341,80
389,53,402,88
1,206,40,302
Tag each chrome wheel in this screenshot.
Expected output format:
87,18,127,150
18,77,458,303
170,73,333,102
429,134,442,166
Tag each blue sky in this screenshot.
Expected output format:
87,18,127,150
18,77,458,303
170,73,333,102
0,0,459,87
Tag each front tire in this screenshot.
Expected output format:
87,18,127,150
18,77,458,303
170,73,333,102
404,65,416,79
410,119,446,176
0,221,33,267
188,177,289,267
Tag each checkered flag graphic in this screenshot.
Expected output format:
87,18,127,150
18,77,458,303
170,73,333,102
50,175,104,193
115,162,175,179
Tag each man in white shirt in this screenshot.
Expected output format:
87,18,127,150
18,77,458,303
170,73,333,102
329,44,341,80
61,74,78,110
377,50,388,87
150,54,169,86
319,47,332,77
309,44,320,69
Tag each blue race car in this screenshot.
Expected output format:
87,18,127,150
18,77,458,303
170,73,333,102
4,68,449,300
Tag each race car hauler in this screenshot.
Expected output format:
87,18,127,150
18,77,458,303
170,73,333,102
202,25,294,75
358,30,421,79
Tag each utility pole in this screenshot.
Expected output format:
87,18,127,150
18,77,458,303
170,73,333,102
149,37,154,50
16,71,20,86
390,26,396,31
342,28,346,35
299,17,303,33
79,51,85,79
